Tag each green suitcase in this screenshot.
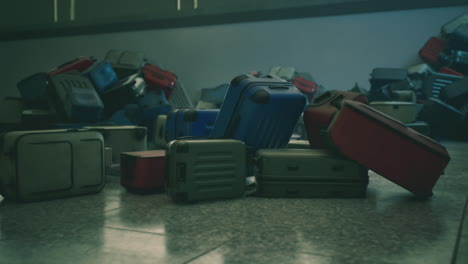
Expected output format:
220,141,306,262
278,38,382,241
0,129,105,202
166,139,246,203
255,149,368,198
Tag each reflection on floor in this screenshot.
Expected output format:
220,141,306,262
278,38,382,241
1,141,467,264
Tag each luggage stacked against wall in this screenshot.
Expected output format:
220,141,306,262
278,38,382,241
360,14,468,140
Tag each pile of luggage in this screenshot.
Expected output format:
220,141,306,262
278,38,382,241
363,13,468,141
5,13,468,203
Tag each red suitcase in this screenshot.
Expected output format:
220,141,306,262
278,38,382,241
292,76,318,102
120,150,166,193
326,100,450,197
303,90,368,148
48,57,96,76
438,66,464,77
419,37,446,65
141,64,177,99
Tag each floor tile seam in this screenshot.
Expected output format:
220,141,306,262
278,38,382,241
182,235,241,264
103,226,167,236
451,194,468,264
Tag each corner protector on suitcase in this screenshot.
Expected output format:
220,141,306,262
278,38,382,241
250,90,270,104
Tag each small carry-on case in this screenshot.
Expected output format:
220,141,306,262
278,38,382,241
48,57,95,76
254,149,369,198
105,50,145,79
423,72,463,100
120,150,166,194
166,109,219,142
48,73,104,122
268,66,296,80
303,90,368,148
419,37,446,65
441,14,468,36
165,139,246,203
84,61,119,93
154,115,167,148
418,98,465,140
369,68,409,89
83,126,147,163
100,74,144,117
16,73,50,108
325,100,451,197
211,74,307,149
141,64,177,99
369,101,417,123
0,129,105,202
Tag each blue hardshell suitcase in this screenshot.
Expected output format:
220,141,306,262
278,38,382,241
166,109,219,142
211,74,307,149
86,61,119,93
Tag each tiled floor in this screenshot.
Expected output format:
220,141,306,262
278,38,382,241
1,141,467,264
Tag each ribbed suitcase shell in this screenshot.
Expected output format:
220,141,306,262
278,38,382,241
438,67,464,77
424,72,462,99
211,74,306,149
303,90,368,148
370,101,417,123
169,81,194,108
120,150,165,193
83,126,147,163
0,129,105,202
255,149,368,198
166,139,246,202
441,14,468,35
326,100,451,197
419,37,445,65
48,57,95,76
166,109,218,142
48,73,104,122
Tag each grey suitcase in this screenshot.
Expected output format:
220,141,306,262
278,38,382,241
370,101,418,123
0,129,105,202
105,50,145,79
254,149,369,198
441,14,468,35
83,126,147,163
169,81,194,108
166,139,246,203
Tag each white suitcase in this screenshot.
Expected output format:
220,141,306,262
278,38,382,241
83,126,147,163
268,66,296,81
154,115,167,149
0,129,105,202
441,14,468,35
370,101,418,123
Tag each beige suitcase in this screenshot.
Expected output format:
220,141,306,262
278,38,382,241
153,115,167,149
84,126,147,163
370,101,417,123
0,129,105,202
287,140,311,149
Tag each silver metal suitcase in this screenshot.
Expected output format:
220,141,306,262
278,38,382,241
166,139,246,202
0,129,105,202
84,126,147,163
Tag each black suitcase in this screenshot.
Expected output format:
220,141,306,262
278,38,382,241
442,77,468,108
100,74,145,117
369,68,409,90
447,24,468,51
418,98,465,140
423,72,462,100
17,73,50,109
